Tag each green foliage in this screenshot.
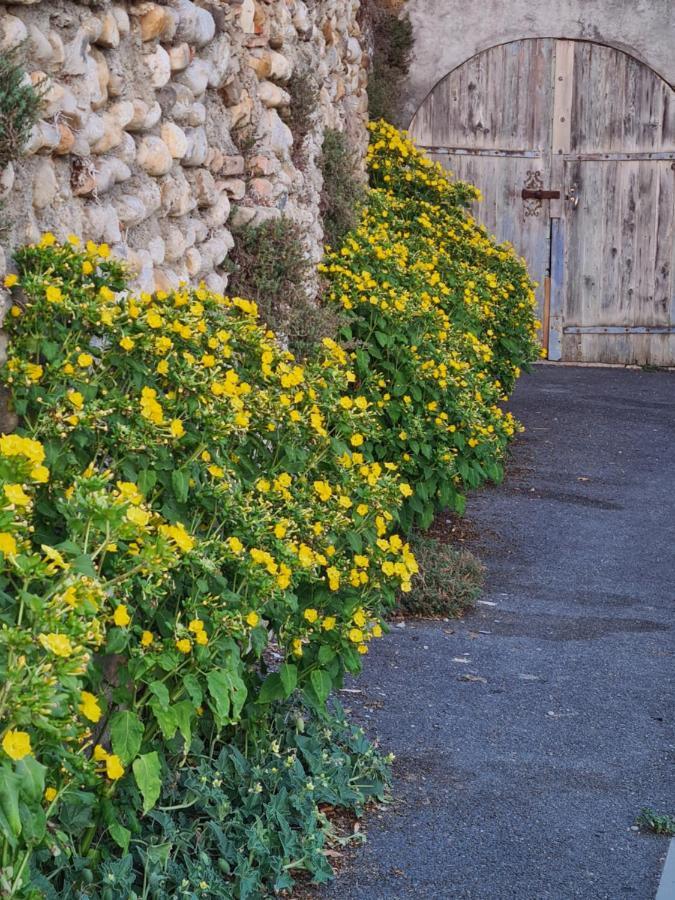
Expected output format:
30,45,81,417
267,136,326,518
636,808,675,836
366,9,413,124
320,121,541,531
397,534,484,618
226,217,343,353
31,703,391,898
0,123,539,896
0,50,42,170
282,68,319,165
320,129,364,250
0,231,413,894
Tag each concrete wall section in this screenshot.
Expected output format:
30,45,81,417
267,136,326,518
402,0,675,126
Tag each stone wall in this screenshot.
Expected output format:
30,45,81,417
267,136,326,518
0,0,368,292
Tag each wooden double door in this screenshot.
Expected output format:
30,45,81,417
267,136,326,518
410,39,675,366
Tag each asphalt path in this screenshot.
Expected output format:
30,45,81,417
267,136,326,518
321,364,675,900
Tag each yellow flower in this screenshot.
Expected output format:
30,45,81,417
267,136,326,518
39,632,73,657
42,545,68,571
322,616,336,631
156,359,169,375
303,608,318,623
2,730,32,760
68,390,84,410
126,506,151,528
97,243,111,259
227,536,244,555
357,643,368,655
170,419,185,438
105,754,124,780
292,638,303,657
159,522,194,553
399,483,413,497
39,232,56,247
113,604,131,627
44,787,58,803
246,611,260,627
93,744,109,761
79,691,102,723
0,533,17,555
3,274,18,288
372,624,383,638
176,638,191,654
141,630,154,647
313,480,332,501
119,336,135,351
45,285,63,303
4,484,31,506
350,433,364,447
353,609,367,627
188,618,204,633
31,464,50,483
356,503,368,516
82,260,94,275
195,630,208,646
348,628,364,643
25,363,43,383
77,353,93,367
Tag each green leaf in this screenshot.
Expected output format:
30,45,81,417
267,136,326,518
109,822,131,853
72,554,97,578
148,681,170,710
309,669,332,705
132,752,162,814
15,756,46,804
137,469,157,494
110,710,144,765
182,673,203,707
279,663,297,697
173,701,193,747
150,703,177,741
0,767,21,846
258,673,284,704
318,645,336,666
19,801,45,846
206,666,247,725
171,469,189,503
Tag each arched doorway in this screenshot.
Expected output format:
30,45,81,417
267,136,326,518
410,39,675,365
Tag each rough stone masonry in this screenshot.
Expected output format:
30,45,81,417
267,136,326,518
0,0,369,293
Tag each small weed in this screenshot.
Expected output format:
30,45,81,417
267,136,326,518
226,217,343,354
398,533,484,618
366,8,413,124
320,129,364,250
283,68,319,166
0,49,43,170
636,808,675,835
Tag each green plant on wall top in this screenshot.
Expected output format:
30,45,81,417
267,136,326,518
366,6,413,124
0,50,42,171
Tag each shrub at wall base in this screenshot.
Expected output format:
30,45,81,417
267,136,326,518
321,121,541,530
0,123,539,896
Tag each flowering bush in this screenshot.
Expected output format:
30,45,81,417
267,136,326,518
0,235,417,894
0,123,538,895
320,121,541,529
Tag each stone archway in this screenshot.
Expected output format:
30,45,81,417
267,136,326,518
400,0,675,128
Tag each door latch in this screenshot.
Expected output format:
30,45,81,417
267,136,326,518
521,189,561,200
